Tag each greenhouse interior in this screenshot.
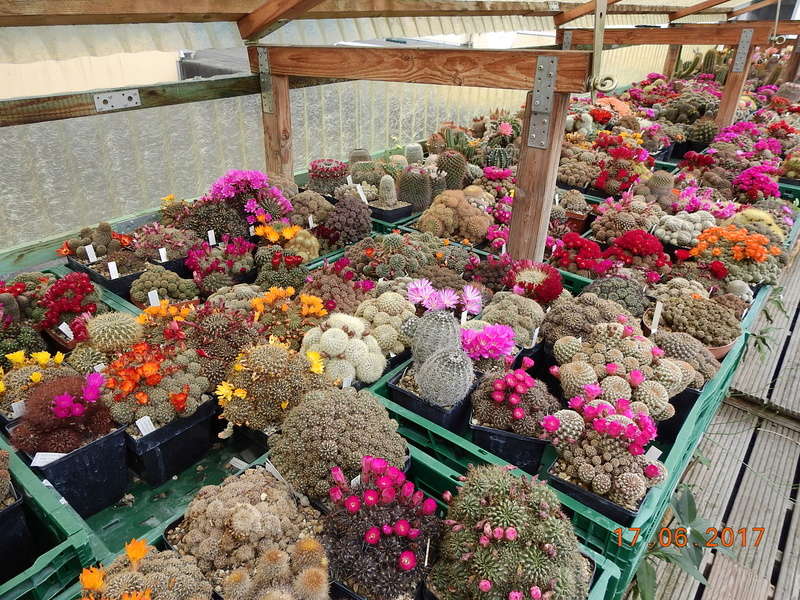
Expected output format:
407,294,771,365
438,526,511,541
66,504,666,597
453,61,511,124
2,1,800,599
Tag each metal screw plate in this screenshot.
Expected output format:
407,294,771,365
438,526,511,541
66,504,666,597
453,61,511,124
257,46,275,114
562,30,573,50
732,28,753,73
93,90,141,112
527,56,557,149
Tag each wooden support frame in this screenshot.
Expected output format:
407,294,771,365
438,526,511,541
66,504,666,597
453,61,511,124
716,29,755,127
668,0,730,22
238,0,327,40
727,0,780,19
552,0,622,27
663,45,682,79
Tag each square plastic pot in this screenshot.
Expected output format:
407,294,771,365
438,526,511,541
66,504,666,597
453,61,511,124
469,412,549,475
150,257,193,279
0,482,37,582
66,254,143,299
370,203,413,223
7,424,129,518
387,367,478,433
656,388,701,444
332,581,426,600
125,399,217,487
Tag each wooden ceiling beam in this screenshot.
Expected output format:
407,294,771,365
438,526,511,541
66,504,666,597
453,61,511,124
552,0,623,27
727,0,779,19
249,45,592,92
304,0,559,18
238,0,327,40
669,0,732,21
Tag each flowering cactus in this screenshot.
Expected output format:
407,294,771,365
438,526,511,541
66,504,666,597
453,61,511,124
185,235,256,295
460,324,516,361
406,279,482,315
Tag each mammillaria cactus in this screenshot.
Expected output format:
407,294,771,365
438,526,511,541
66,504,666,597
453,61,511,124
731,208,787,244
502,260,564,305
179,198,249,240
542,390,667,511
0,352,78,416
345,232,438,280
103,343,210,431
215,341,330,430
267,170,299,198
464,254,508,292
0,314,46,369
0,272,55,324
428,464,591,600
471,360,560,436
652,330,720,388
302,258,373,314
416,190,492,245
655,211,715,248
285,229,321,262
412,264,467,292
686,118,719,145
583,275,650,317
334,182,379,204
324,194,373,247
355,292,416,356
549,232,611,279
405,143,424,164
78,540,212,600
649,277,708,302
10,372,112,454
410,347,475,411
657,296,741,347
132,222,201,261
632,170,676,209
84,312,143,353
250,287,327,351
130,265,199,306
591,198,664,244
471,166,515,199
561,188,590,215
300,313,386,385
481,292,545,347
437,149,468,189
289,190,335,227
307,158,349,195
350,161,389,188
403,309,461,365
460,324,516,370
557,152,601,188
206,169,293,224
541,293,639,346
270,388,407,498
185,235,256,295
398,166,434,212
254,246,310,290
65,222,123,261
167,468,323,586
37,272,103,338
206,283,261,311
322,457,441,600
689,224,782,285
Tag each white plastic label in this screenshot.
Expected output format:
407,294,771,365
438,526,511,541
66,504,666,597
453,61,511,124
147,289,160,307
207,229,217,246
350,474,361,487
460,311,468,325
249,225,255,236
529,326,540,349
84,244,97,263
347,175,354,185
308,215,315,229
136,416,157,436
554,193,561,206
644,446,663,461
501,242,507,254
341,375,353,388
93,363,106,372
424,538,431,567
57,322,74,340
11,401,26,418
229,457,249,470
651,301,664,334
263,457,288,484
356,184,368,204
107,261,119,279
389,352,397,358
158,247,168,262
31,452,66,467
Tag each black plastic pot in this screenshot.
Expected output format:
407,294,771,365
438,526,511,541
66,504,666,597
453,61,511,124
556,183,590,194
8,425,129,517
388,350,411,370
652,144,674,162
657,388,701,444
670,140,691,160
545,457,641,526
151,256,193,279
370,203,413,223
0,482,36,582
126,399,217,486
469,412,549,475
66,254,143,299
387,367,479,433
332,581,426,600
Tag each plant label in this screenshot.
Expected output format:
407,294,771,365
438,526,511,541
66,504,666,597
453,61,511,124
350,474,361,487
136,416,157,436
501,242,507,254
158,247,168,262
58,322,74,340
11,401,26,418
389,352,396,358
93,363,106,372
229,457,249,470
460,311,468,325
147,289,160,307
308,215,315,229
341,375,353,388
529,326,540,349
107,261,119,279
207,229,217,246
84,244,98,263
424,537,431,567
249,225,255,236
644,446,662,461
651,301,664,334
31,452,66,467
356,184,368,204
263,457,288,485
347,175,354,185
554,193,560,206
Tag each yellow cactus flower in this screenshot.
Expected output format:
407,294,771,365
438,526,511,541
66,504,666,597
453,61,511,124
280,400,289,409
79,566,105,592
215,381,234,405
268,335,290,349
233,362,245,372
5,351,26,367
30,351,51,367
121,591,152,600
29,371,42,383
305,351,325,374
53,352,65,365
232,388,247,399
0,380,5,394
160,193,175,204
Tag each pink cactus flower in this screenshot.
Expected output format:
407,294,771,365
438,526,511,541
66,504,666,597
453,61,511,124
344,495,361,513
330,466,347,486
505,527,518,541
644,464,661,478
479,535,491,547
629,370,645,387
398,551,417,571
530,587,542,599
479,580,493,592
512,407,526,420
421,497,438,514
442,490,453,503
329,486,343,504
509,592,524,600
549,365,560,377
541,415,560,432
493,527,505,540
394,519,411,536
605,363,619,375
521,356,535,369
382,524,394,536
408,528,421,539
364,527,381,545
363,489,379,506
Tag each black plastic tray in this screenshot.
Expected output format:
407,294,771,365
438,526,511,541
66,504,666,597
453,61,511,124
126,400,218,486
66,254,143,300
370,204,413,223
657,388,701,444
0,481,36,582
469,413,549,475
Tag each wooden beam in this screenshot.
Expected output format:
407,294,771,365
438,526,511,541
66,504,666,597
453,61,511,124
727,0,779,19
783,41,800,83
558,22,793,46
305,0,560,18
716,41,754,127
238,0,326,40
663,44,682,79
0,75,259,127
0,0,260,26
262,73,294,179
251,46,592,93
552,0,622,27
508,91,570,261
669,0,730,21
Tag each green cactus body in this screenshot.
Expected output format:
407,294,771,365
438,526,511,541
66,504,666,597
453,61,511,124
437,150,468,190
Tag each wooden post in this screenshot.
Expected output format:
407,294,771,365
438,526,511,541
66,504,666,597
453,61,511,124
253,47,294,178
715,37,754,128
663,45,681,79
508,90,570,261
785,42,800,83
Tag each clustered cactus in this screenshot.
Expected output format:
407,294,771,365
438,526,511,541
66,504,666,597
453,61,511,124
322,457,442,600
324,194,372,247
270,387,407,498
657,296,741,347
205,283,261,311
355,292,416,356
250,287,327,351
417,190,493,246
583,276,650,317
288,190,335,228
654,211,715,248
591,199,664,244
66,222,123,262
132,222,201,262
345,232,440,280
480,292,545,347
301,258,372,314
428,465,591,600
652,330,720,388
130,265,199,305
307,158,349,196
0,353,78,416
254,246,310,291
185,236,256,296
398,166,435,212
502,260,564,305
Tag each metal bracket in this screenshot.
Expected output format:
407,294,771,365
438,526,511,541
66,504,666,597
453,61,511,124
94,90,141,112
732,28,753,73
257,46,275,114
562,30,573,50
527,56,557,149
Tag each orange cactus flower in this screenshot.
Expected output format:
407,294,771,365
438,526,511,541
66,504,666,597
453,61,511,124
364,247,376,258
169,386,189,412
121,590,152,600
124,538,150,569
144,373,163,386
79,566,105,592
112,232,133,247
140,362,160,377
134,391,149,405
442,239,450,246
56,241,73,256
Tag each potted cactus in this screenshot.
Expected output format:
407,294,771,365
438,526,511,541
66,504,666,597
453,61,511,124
0,449,36,582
